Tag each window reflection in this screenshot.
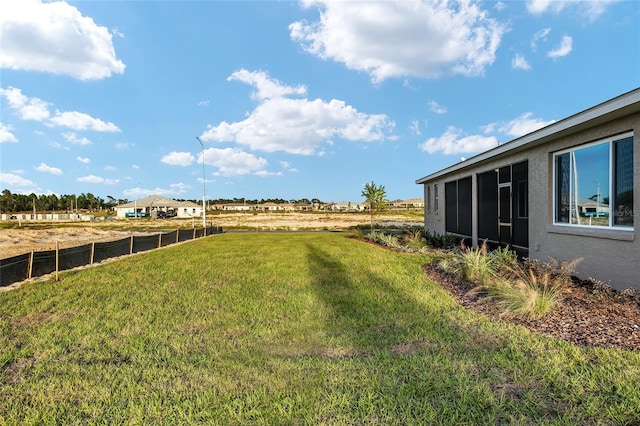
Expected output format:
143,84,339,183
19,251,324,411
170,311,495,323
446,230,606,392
554,135,634,229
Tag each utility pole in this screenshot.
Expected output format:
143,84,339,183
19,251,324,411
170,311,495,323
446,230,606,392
196,137,207,230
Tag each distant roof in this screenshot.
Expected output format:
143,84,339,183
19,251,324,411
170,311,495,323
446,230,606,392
116,195,200,208
416,88,640,184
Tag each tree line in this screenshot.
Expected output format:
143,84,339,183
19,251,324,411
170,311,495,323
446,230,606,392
0,190,329,213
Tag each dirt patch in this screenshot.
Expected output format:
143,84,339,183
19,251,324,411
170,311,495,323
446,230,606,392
0,227,142,259
0,212,420,259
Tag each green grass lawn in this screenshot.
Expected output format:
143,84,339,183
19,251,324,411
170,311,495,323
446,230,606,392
1,232,639,425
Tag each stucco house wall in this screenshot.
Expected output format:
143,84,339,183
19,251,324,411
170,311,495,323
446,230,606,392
418,90,639,291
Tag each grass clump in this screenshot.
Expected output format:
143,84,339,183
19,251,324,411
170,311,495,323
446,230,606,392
485,258,579,318
439,241,580,319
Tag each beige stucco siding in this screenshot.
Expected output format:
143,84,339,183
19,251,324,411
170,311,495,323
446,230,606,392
421,110,639,291
528,111,639,291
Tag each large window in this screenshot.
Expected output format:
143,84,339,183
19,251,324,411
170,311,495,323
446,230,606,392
554,133,633,229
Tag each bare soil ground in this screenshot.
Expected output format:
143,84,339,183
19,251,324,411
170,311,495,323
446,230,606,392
0,212,420,259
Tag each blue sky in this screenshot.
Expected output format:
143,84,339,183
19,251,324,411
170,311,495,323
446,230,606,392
1,0,638,203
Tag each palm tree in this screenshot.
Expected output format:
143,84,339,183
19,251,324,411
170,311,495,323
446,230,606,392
361,181,387,229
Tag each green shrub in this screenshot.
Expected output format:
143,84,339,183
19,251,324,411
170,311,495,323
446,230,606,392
489,245,519,275
402,229,427,250
423,231,458,249
438,241,496,285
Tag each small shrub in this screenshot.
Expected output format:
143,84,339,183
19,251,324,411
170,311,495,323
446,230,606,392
403,229,427,250
489,245,519,274
424,231,458,249
378,233,403,250
439,241,496,285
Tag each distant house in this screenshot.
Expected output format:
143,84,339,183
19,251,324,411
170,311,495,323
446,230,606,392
323,201,366,212
293,203,314,211
416,88,639,291
388,198,424,209
114,195,203,219
254,202,287,212
223,203,254,211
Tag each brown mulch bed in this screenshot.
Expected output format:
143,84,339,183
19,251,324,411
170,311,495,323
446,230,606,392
423,264,640,352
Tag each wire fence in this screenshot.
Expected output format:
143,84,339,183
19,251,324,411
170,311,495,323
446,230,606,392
0,226,222,287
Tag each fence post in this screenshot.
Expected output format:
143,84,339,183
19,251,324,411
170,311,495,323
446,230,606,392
158,233,162,248
28,250,34,279
130,235,134,254
176,229,179,243
193,228,196,240
55,241,59,281
90,241,95,265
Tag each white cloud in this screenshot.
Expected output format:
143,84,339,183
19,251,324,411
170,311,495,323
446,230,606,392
255,170,283,177
547,35,573,58
116,142,132,150
0,86,120,132
104,165,115,171
290,1,506,83
280,161,298,172
77,174,119,184
201,147,268,177
0,122,18,143
77,156,90,164
49,111,120,132
161,151,195,166
419,126,499,155
198,100,210,107
495,112,556,137
0,87,50,121
123,184,188,199
512,53,531,70
35,162,63,175
428,100,447,114
228,69,307,100
526,0,616,21
169,183,190,194
409,120,421,136
0,0,125,80
494,2,508,11
202,96,393,155
531,28,551,52
0,172,35,187
62,132,91,145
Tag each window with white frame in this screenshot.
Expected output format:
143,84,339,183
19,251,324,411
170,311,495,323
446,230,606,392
426,185,431,213
554,133,634,229
434,184,439,214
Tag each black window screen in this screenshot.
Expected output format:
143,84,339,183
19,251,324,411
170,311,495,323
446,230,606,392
458,177,472,236
477,170,498,241
444,177,472,237
445,181,458,233
498,166,511,184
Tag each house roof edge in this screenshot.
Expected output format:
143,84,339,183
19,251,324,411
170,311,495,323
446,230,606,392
415,87,640,184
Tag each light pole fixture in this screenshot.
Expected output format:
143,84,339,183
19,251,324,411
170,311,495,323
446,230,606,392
196,136,207,230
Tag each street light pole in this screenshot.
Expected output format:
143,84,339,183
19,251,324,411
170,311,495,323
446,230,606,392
196,137,207,230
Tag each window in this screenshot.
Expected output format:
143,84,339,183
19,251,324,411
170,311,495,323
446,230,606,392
427,185,431,213
554,133,633,229
517,180,528,219
434,184,439,214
